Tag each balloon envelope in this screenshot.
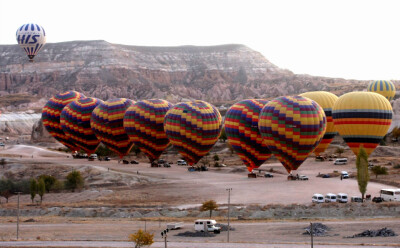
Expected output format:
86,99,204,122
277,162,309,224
332,92,392,156
259,96,326,173
60,97,103,156
91,98,135,158
367,80,396,101
16,23,46,61
299,91,338,156
42,91,85,151
124,99,173,162
225,99,272,172
164,100,222,166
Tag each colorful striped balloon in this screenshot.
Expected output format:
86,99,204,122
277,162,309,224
164,100,222,166
259,96,326,174
367,80,396,101
60,97,103,156
42,91,85,151
91,98,135,158
332,92,392,156
299,91,338,156
225,99,272,172
124,99,173,162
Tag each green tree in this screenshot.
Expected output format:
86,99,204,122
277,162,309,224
29,179,37,203
392,126,400,141
0,158,6,169
65,170,84,192
356,146,370,201
129,229,154,248
219,127,227,142
371,165,388,179
200,200,219,218
131,145,141,157
38,175,57,193
335,147,344,157
37,178,45,203
0,179,14,203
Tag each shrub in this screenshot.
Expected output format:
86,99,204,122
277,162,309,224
65,171,84,192
129,229,154,248
38,175,57,193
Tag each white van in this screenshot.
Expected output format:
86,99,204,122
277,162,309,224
312,194,324,203
334,158,348,165
337,193,348,203
194,219,220,232
341,171,349,179
380,189,400,201
177,159,187,166
325,193,337,203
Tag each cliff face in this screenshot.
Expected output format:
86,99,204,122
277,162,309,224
0,40,368,107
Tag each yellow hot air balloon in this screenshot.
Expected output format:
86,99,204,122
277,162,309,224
299,91,338,156
367,80,396,101
332,92,392,156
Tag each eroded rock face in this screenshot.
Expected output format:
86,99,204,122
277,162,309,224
31,118,54,143
0,40,371,106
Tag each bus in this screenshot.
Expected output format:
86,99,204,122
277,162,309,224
380,189,400,201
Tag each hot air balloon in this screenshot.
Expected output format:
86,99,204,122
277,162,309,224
60,97,103,156
332,92,392,156
367,80,396,101
42,91,85,151
164,100,222,166
16,23,46,62
258,96,326,174
225,99,272,172
91,98,135,158
299,91,338,156
124,99,173,162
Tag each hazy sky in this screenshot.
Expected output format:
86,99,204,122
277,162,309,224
1,0,400,80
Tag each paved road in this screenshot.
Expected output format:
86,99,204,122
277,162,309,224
0,241,397,248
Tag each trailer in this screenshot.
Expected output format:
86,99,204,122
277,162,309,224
167,222,184,230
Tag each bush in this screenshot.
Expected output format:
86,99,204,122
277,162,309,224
38,175,57,193
394,164,400,169
52,180,65,192
129,229,154,248
65,171,84,192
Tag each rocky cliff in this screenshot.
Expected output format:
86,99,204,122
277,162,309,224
0,40,369,109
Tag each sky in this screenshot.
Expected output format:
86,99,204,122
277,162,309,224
1,0,400,80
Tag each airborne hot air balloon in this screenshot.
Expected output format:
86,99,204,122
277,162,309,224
124,99,173,162
367,80,396,101
91,98,135,158
225,99,272,172
332,92,392,156
60,97,103,156
164,100,222,166
42,91,85,152
16,23,46,62
299,91,338,156
258,96,326,174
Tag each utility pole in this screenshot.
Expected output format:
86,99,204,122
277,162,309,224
16,192,22,240
310,222,313,248
161,228,169,248
226,188,232,243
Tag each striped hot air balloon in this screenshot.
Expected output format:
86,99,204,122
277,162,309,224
124,99,173,162
91,98,135,158
299,91,338,156
225,99,272,172
60,97,103,156
42,91,85,151
16,23,46,62
164,100,222,166
367,80,396,101
258,96,326,174
332,92,392,156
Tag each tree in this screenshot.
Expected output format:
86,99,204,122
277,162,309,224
29,179,37,203
200,200,218,218
0,158,6,169
37,178,45,203
392,126,400,141
129,229,154,248
65,170,84,192
38,175,57,193
131,145,141,157
335,147,344,157
0,179,14,203
371,165,388,179
356,146,370,201
219,127,227,142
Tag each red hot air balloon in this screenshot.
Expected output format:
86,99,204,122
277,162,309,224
91,98,135,159
225,99,272,172
42,91,85,152
60,97,103,156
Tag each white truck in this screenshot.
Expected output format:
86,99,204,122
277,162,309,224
194,219,221,233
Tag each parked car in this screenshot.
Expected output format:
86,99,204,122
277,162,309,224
341,171,349,179
312,193,324,203
0,142,5,147
299,175,309,180
122,160,129,164
177,159,187,166
351,196,363,202
334,158,348,165
104,156,111,161
88,154,98,161
372,196,383,203
322,174,330,178
163,163,171,168
130,160,139,164
264,173,274,178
